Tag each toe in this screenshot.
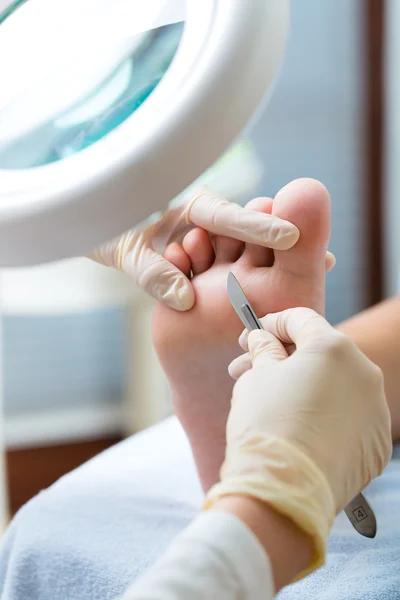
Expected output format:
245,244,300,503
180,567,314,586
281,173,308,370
272,178,331,278
325,251,336,273
163,242,192,278
240,197,274,267
213,235,244,264
182,228,215,275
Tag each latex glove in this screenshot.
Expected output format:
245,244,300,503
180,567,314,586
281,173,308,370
90,187,301,311
205,308,392,579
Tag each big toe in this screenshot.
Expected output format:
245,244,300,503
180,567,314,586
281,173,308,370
272,178,331,279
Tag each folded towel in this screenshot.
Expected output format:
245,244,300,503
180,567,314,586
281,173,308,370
0,418,398,600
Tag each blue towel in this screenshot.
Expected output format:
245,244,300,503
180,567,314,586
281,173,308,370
0,418,399,599
279,445,400,600
0,418,203,600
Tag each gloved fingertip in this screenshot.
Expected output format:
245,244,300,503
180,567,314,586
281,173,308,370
247,329,268,351
177,287,196,311
238,328,249,350
248,329,288,364
228,353,252,380
272,221,300,250
227,361,239,381
163,281,195,311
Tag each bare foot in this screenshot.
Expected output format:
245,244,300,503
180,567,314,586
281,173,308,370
152,179,331,491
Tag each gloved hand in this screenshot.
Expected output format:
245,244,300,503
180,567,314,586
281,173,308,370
205,308,392,578
90,187,303,311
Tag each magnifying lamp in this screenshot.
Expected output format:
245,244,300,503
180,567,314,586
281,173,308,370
0,0,289,267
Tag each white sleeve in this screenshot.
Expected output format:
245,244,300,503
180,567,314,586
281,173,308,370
119,510,275,600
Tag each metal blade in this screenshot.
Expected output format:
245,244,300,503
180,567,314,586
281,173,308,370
226,272,262,332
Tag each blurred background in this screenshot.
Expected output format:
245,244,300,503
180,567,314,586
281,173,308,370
1,0,396,515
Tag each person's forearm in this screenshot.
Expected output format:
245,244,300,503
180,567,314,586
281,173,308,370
337,296,400,441
215,496,313,591
120,509,277,600
120,498,312,600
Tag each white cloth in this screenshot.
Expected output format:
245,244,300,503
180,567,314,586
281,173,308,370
121,510,274,600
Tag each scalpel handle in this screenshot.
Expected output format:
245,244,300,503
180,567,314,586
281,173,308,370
344,493,377,538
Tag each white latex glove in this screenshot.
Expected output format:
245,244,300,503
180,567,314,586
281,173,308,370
90,187,301,311
205,308,392,579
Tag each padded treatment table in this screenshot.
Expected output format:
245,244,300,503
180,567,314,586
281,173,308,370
0,417,399,600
